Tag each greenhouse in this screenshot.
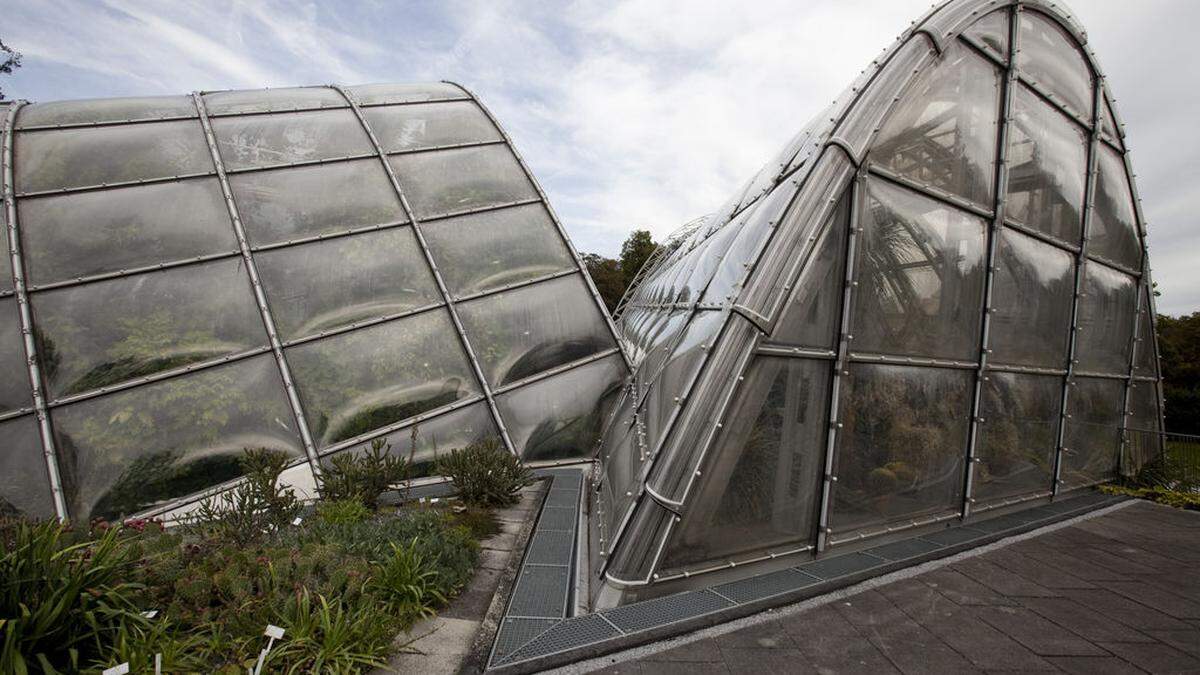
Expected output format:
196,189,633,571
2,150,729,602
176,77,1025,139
589,0,1163,606
0,83,627,523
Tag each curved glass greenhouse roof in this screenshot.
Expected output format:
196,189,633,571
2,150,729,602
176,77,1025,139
1,83,628,522
592,0,1163,602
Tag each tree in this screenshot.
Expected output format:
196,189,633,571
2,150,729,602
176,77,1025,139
1156,312,1200,434
619,229,658,288
582,252,623,313
0,39,21,102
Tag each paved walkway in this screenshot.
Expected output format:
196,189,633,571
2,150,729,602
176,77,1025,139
584,501,1200,674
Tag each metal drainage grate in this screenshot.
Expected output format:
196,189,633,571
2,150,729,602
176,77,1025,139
507,565,571,618
866,537,944,561
712,568,822,605
525,529,576,566
919,526,986,547
602,589,733,633
492,617,559,662
799,551,885,580
537,506,577,531
499,614,621,665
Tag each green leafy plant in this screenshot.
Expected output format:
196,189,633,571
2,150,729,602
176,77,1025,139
269,590,391,674
371,538,445,619
437,437,534,508
317,438,410,510
317,499,371,526
1100,484,1200,510
186,448,301,545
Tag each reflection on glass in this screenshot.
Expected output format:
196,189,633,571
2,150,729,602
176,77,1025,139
32,259,267,399
974,372,1058,503
15,120,212,193
211,109,372,171
256,227,440,341
1089,144,1141,270
497,354,625,461
1005,85,1087,244
204,87,345,115
853,179,987,360
1062,376,1122,487
457,274,614,387
660,357,828,570
322,402,499,479
230,158,405,246
0,299,33,413
287,310,480,446
388,145,538,219
963,9,1009,59
1076,262,1135,374
421,203,574,298
18,96,197,128
768,205,847,349
989,227,1073,368
52,355,304,521
871,45,1001,207
364,101,501,153
0,416,56,519
19,179,236,285
1017,11,1094,120
347,82,467,106
1133,285,1157,377
830,363,971,535
642,310,723,457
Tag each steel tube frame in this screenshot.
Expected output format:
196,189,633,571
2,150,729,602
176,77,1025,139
4,102,69,520
963,5,1019,519
329,85,519,459
192,92,322,476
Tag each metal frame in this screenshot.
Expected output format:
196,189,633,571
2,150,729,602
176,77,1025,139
4,102,69,520
598,0,1166,592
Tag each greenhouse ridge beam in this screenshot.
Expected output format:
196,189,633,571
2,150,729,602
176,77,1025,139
192,92,322,475
329,84,519,459
4,103,68,520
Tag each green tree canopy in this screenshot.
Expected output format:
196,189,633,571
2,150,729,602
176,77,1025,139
619,229,658,287
1157,312,1200,434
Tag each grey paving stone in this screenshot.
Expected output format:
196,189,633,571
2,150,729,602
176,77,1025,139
985,549,1097,590
835,590,980,673
952,557,1060,598
1145,629,1200,659
1044,656,1150,675
713,622,796,650
1062,588,1194,632
922,568,1017,606
720,647,818,674
1098,640,1200,674
782,605,901,675
973,605,1108,656
1017,596,1156,644
1103,580,1200,620
641,639,723,662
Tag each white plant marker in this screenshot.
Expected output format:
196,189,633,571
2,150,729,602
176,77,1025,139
252,625,286,675
102,664,129,675
292,516,303,526
141,609,158,619
155,653,162,675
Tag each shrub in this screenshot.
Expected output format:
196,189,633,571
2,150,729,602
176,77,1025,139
1100,484,1200,510
318,438,410,510
186,448,301,545
371,539,446,620
437,437,534,508
317,499,372,525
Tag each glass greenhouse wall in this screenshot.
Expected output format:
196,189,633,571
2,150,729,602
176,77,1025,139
1,83,628,522
592,0,1163,604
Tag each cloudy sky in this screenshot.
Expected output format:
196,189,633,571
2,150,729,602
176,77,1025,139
4,0,1197,314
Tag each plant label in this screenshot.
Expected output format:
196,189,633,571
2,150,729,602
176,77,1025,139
264,624,285,640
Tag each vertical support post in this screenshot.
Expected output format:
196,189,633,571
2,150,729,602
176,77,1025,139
191,93,322,476
1051,61,1105,497
3,103,69,520
327,85,519,458
814,171,863,552
442,81,634,373
962,5,1019,519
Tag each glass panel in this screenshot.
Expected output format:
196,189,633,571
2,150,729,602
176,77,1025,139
702,184,793,305
974,372,1058,503
19,178,236,285
346,82,468,106
660,357,829,570
204,87,345,115
1124,379,1161,476
1133,285,1157,377
1005,85,1088,244
286,310,480,447
388,144,538,220
1100,98,1122,147
497,354,625,461
256,227,440,342
1076,262,1135,375
421,203,574,298
17,96,197,128
1062,376,1123,487
963,9,1009,60
363,100,501,153
643,310,724,457
870,45,1001,207
1017,11,1094,120
229,158,405,246
15,120,212,193
211,109,373,171
457,274,614,387
1089,144,1141,270
830,363,971,535
0,416,56,519
0,298,33,413
52,355,304,521
768,210,846,349
989,227,1074,368
322,402,499,479
1128,380,1159,432
0,182,10,293
852,179,987,360
31,259,267,400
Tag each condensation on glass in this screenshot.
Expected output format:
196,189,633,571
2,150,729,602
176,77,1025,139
2,84,625,521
